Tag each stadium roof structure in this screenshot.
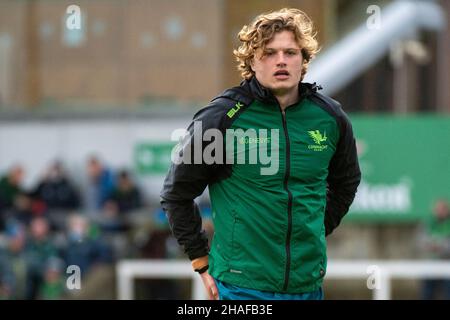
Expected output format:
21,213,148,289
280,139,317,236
304,0,447,96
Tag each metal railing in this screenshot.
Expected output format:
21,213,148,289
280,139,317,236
116,259,450,300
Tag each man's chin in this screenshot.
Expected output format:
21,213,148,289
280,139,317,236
268,82,297,93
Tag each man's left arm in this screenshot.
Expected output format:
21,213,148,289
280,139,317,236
325,110,361,236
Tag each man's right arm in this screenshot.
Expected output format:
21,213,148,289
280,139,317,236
324,109,361,236
160,102,226,262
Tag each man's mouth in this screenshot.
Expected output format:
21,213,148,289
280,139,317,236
274,70,289,79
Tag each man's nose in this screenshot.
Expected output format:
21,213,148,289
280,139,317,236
276,52,287,66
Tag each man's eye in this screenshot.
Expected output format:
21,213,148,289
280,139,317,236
287,51,297,56
265,51,275,56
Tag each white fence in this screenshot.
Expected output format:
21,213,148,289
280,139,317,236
116,259,450,300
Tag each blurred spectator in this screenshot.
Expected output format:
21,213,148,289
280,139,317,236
135,208,182,299
31,161,80,211
25,217,59,300
0,221,28,299
37,257,66,300
101,170,143,232
0,165,25,209
8,193,35,226
418,199,450,300
0,165,25,228
0,165,46,228
199,201,214,246
84,156,115,215
139,209,174,259
106,169,142,214
1,192,48,230
62,214,113,278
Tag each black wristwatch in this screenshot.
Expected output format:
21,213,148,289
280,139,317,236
195,265,209,274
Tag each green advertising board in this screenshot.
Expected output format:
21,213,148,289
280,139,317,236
134,115,450,223
134,142,174,175
347,115,450,223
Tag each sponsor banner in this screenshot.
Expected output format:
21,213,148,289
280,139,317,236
347,115,450,222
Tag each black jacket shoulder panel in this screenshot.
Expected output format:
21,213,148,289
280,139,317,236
209,85,255,130
309,91,354,142
212,85,254,106
190,99,231,136
309,92,342,120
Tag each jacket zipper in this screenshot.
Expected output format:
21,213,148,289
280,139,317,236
280,108,293,292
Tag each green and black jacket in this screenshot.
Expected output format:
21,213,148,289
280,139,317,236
160,76,361,293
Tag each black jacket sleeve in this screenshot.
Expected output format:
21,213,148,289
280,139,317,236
325,109,361,236
160,102,227,260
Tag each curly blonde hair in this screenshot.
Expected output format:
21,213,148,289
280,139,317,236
233,8,320,81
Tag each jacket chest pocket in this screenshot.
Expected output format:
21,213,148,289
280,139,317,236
290,138,334,182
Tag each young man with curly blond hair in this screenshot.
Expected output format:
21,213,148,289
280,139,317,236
161,8,361,300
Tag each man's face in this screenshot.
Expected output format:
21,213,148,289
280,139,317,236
251,30,303,95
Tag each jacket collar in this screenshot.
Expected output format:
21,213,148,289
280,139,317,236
241,76,322,106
